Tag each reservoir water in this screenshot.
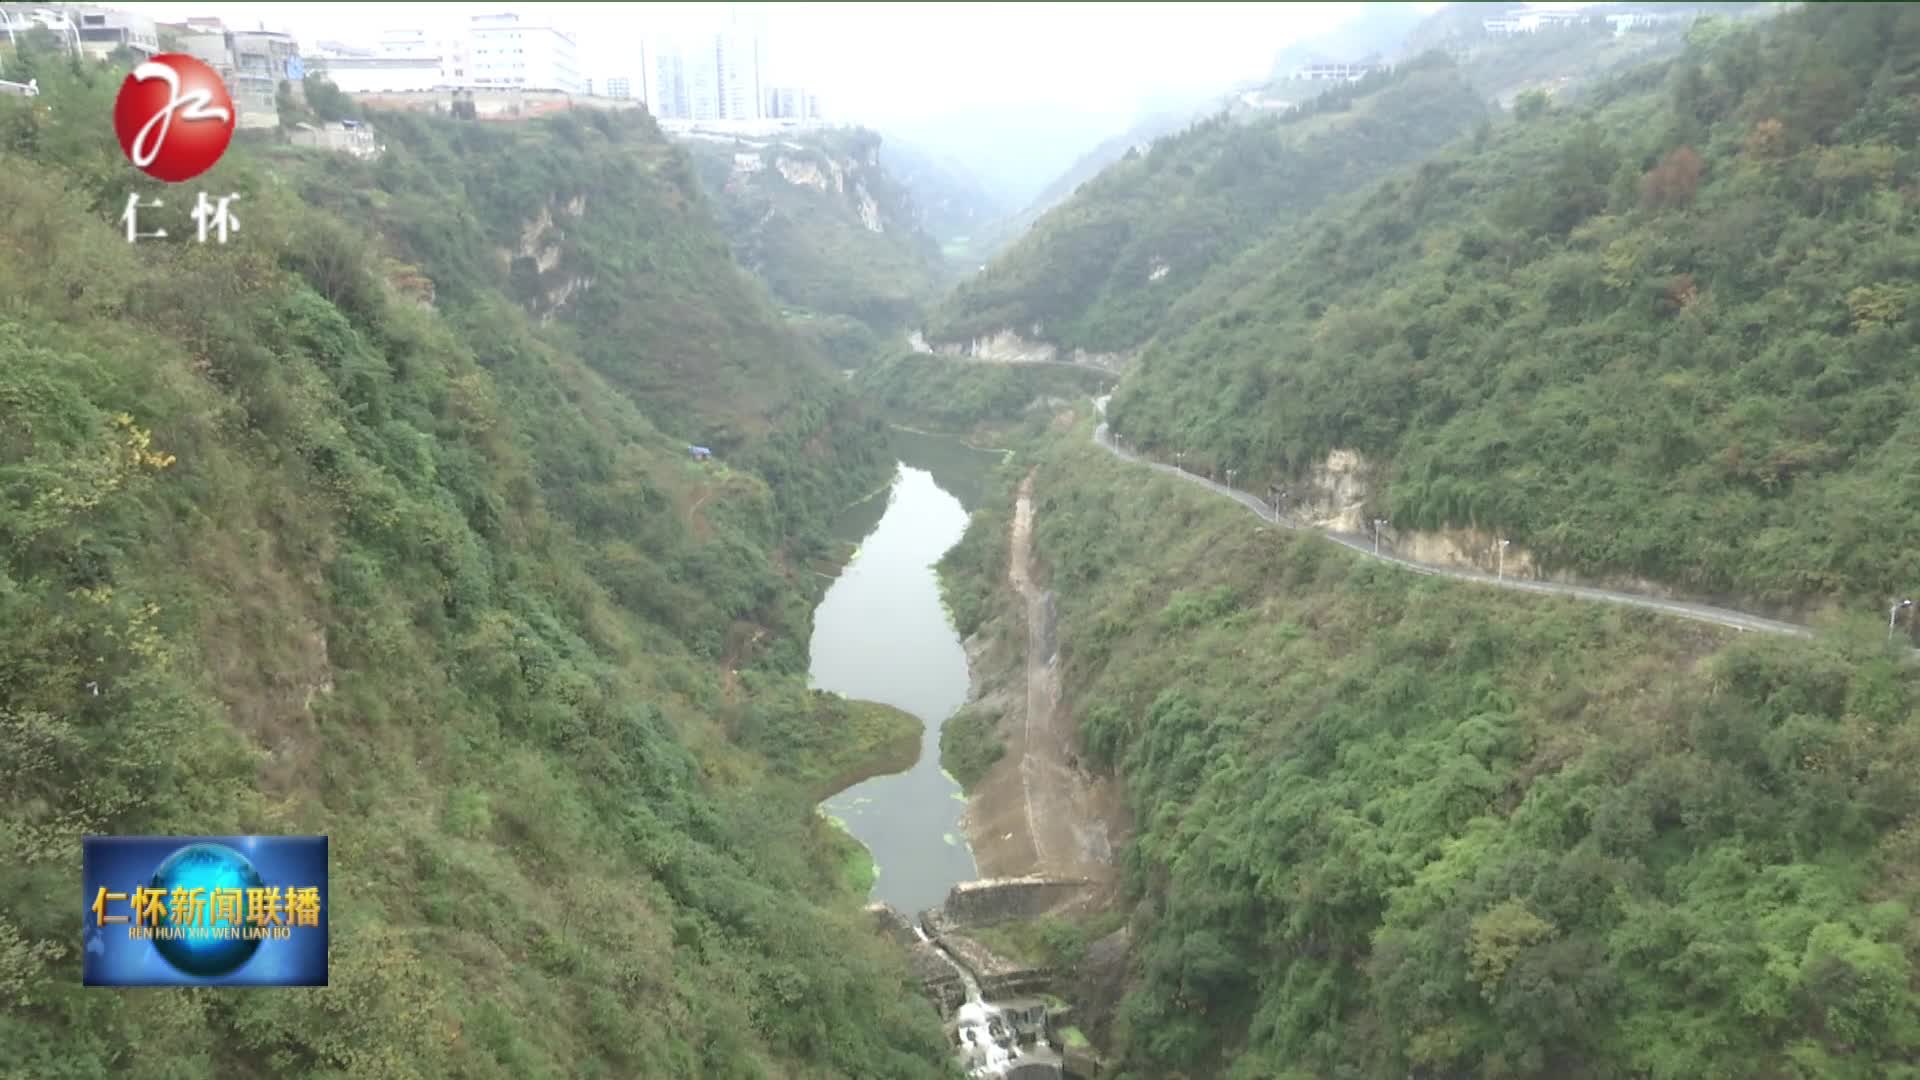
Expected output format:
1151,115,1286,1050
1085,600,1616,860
812,429,1003,915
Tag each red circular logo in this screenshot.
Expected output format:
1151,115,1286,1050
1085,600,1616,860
113,54,235,183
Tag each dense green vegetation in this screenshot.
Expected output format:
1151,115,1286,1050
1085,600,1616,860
935,434,1019,643
785,309,888,372
937,705,1005,792
985,422,1920,1078
736,680,923,800
855,353,1115,433
685,127,946,338
0,51,950,1078
1111,2,1920,613
1406,3,1775,106
924,56,1488,354
968,911,1127,973
966,104,1205,261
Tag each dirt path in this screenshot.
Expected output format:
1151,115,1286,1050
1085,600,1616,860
963,472,1123,881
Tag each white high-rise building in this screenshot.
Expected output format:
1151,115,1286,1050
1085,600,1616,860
377,26,468,87
655,4,767,123
651,38,689,118
685,35,719,119
641,5,814,126
714,26,761,120
467,11,580,94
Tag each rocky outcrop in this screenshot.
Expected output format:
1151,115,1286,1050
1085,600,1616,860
912,330,1131,373
1299,448,1376,533
1290,449,1694,601
775,154,846,193
500,200,595,321
542,275,592,320
865,902,919,947
854,182,883,233
512,205,563,273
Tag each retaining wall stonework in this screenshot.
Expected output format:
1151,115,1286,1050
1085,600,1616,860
943,876,1094,927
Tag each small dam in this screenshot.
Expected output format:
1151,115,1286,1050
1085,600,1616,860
869,875,1108,1079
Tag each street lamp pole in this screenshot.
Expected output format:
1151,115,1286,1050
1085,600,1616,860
1175,450,1185,473
1373,518,1387,556
1226,467,1236,490
1498,539,1510,581
1892,599,1913,642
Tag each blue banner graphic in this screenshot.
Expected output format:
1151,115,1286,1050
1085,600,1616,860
82,835,328,987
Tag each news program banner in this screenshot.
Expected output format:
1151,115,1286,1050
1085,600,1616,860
83,835,328,987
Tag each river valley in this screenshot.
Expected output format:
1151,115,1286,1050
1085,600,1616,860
812,429,1004,915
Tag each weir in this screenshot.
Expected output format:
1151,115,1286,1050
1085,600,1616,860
915,919,1064,1078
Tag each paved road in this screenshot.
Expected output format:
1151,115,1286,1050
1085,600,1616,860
1090,398,1815,641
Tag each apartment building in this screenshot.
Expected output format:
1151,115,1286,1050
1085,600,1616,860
468,11,580,94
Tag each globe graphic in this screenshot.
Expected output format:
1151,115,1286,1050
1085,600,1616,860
147,843,264,978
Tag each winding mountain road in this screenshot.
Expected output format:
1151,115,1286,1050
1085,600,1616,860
1091,397,1816,641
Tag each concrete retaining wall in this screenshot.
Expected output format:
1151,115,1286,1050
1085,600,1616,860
910,942,967,1014
944,876,1095,927
982,969,1058,1000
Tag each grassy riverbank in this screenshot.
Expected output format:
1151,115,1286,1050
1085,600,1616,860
939,706,1007,791
766,691,922,897
731,679,924,802
808,698,925,800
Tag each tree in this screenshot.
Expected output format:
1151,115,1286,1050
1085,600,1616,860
1639,145,1703,210
1514,89,1551,121
1547,121,1620,233
1744,117,1789,159
274,80,310,131
302,75,359,123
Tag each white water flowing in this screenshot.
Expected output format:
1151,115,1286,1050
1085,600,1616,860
914,925,1025,1077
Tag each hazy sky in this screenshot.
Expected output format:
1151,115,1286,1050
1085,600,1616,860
120,2,1439,126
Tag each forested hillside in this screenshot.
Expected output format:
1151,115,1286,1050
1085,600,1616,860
853,353,1114,433
874,133,1010,268
1405,2,1777,107
923,56,1488,355
1110,2,1920,613
0,46,949,1078
684,127,945,358
991,422,1920,1079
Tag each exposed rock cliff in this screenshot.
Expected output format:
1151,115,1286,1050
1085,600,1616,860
682,126,943,332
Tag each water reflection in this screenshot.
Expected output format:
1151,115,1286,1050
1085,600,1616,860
811,430,1003,914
